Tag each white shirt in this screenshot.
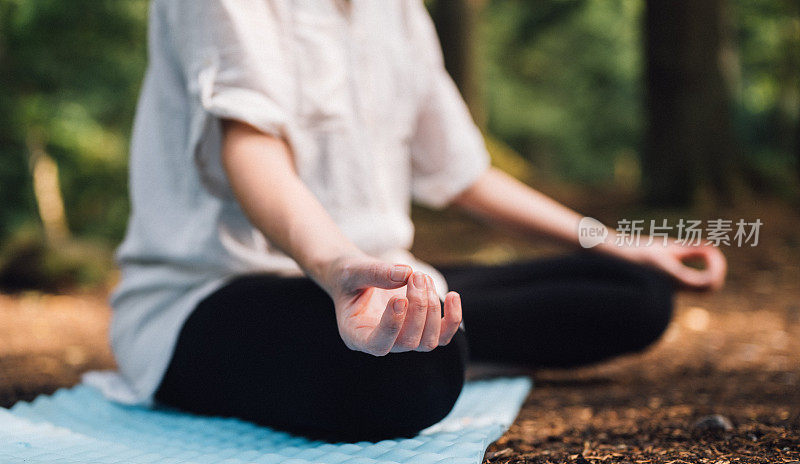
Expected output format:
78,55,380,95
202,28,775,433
98,0,490,405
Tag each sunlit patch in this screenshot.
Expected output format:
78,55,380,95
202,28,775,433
684,306,710,331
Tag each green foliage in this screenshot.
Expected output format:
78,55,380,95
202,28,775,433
0,0,147,241
484,0,643,184
732,0,800,195
483,0,799,192
0,226,114,292
0,0,796,289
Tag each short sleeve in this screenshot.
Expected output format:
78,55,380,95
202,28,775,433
167,0,294,197
406,1,491,209
172,0,292,136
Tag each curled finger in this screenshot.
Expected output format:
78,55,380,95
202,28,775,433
364,297,406,356
417,275,442,352
439,291,462,346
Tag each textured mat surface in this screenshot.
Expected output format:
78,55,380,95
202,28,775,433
0,377,531,464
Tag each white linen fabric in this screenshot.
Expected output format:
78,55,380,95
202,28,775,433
102,0,490,405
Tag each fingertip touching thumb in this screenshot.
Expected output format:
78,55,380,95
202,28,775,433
361,262,411,289
390,264,412,283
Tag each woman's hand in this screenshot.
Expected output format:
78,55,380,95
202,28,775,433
451,168,729,292
616,239,727,291
221,122,462,354
322,255,462,356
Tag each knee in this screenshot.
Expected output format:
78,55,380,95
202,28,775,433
630,271,675,350
376,331,467,438
336,331,467,442
386,369,464,438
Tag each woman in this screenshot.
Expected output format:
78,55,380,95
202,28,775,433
104,0,726,442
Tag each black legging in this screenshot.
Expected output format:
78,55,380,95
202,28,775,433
154,252,674,442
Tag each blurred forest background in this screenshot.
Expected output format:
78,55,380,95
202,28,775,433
0,0,798,291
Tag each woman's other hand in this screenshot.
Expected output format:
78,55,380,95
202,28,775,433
451,168,730,292
323,256,462,356
618,240,727,291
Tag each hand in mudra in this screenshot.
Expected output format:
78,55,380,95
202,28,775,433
620,239,727,291
325,256,462,356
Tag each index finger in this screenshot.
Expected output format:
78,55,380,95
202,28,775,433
674,245,727,290
662,253,712,289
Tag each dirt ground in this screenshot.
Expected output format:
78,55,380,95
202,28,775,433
0,199,798,463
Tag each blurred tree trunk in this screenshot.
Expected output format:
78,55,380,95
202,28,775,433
791,86,800,188
428,0,486,129
643,0,738,208
792,2,800,185
27,132,69,245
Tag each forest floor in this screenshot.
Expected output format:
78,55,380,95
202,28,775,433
0,194,798,463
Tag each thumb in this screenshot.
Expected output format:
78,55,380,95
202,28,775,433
346,261,412,291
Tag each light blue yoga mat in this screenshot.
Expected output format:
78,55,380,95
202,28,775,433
0,377,531,464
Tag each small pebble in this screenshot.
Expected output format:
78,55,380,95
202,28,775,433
692,414,734,436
